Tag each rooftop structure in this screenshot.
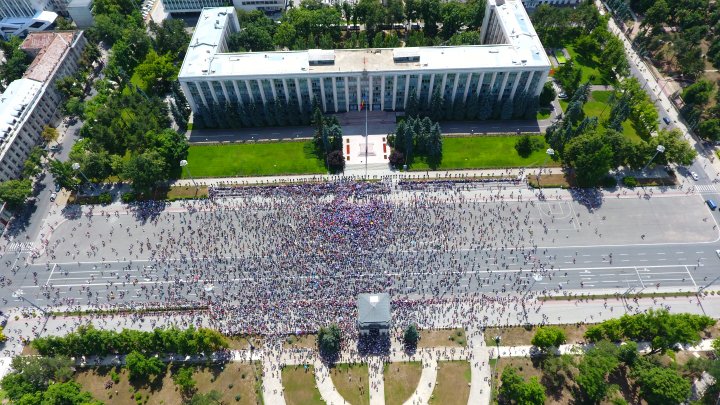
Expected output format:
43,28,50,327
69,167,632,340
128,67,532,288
21,31,77,82
357,293,391,335
179,1,550,119
180,2,548,80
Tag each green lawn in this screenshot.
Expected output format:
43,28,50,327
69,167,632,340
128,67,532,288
565,45,614,85
555,49,567,64
411,136,559,170
536,108,552,120
384,362,422,405
558,91,642,143
184,141,326,178
282,366,324,405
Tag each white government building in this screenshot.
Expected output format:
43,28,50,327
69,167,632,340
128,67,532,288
178,0,551,118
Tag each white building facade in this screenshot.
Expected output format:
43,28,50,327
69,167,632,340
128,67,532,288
179,0,550,119
521,0,580,8
160,0,285,13
0,31,87,181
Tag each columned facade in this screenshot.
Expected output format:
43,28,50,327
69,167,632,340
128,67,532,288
182,67,547,114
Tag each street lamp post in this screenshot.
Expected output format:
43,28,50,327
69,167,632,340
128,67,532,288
180,160,197,188
538,149,554,186
642,145,665,172
71,162,97,194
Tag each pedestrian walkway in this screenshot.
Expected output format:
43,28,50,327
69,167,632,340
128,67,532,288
467,327,492,405
694,184,718,193
403,358,437,405
315,361,349,405
369,356,385,405
262,352,286,405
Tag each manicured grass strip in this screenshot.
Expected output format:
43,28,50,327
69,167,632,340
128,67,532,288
283,365,325,405
429,361,471,405
555,49,567,64
418,329,467,348
410,136,559,170
384,362,422,405
331,363,369,405
184,141,326,178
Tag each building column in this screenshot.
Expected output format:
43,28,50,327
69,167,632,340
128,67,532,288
319,77,327,112
257,79,266,104
509,71,523,99
380,75,386,111
533,70,549,96
307,78,314,105
523,71,535,94
403,74,411,109
440,73,448,99
463,73,473,102
497,72,510,102
416,74,422,98
180,81,198,112
368,76,373,110
344,76,350,112
391,75,398,110
270,79,278,101
356,76,362,109
295,78,303,109
332,77,338,112
193,82,208,109
427,74,435,107
488,72,498,98
475,72,485,97
232,81,242,105
208,81,219,104
219,81,230,104
451,73,460,101
282,79,290,102
245,80,254,102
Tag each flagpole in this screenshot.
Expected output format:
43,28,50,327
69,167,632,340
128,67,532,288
365,97,368,179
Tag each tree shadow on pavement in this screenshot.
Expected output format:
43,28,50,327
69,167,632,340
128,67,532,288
568,188,604,211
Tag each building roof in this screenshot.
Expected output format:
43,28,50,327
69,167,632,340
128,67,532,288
357,293,391,326
179,1,550,80
21,31,77,82
0,78,42,150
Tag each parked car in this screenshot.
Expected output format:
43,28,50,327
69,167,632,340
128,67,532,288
662,117,671,125
49,192,57,202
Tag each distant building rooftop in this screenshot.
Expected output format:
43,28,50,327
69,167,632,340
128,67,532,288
179,1,550,80
21,31,77,82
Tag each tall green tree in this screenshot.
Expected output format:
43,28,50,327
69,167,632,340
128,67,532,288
499,366,546,405
564,131,614,186
0,179,32,209
122,151,167,192
135,50,180,96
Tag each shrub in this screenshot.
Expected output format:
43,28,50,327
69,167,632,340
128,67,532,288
121,192,136,203
600,175,617,188
622,176,637,187
98,192,112,205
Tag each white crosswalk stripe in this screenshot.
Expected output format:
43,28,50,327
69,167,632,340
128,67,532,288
5,242,34,252
695,184,718,193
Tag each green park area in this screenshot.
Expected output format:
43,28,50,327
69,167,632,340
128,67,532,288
554,49,567,64
384,362,422,405
411,136,558,171
330,363,369,405
282,366,324,405
183,141,326,178
565,45,614,85
429,361,472,405
560,91,641,143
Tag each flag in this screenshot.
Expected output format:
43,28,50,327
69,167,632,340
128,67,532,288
360,99,365,110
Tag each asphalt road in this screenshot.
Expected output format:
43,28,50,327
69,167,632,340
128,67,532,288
2,183,719,313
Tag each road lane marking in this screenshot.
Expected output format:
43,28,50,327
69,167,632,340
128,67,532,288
634,267,646,288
